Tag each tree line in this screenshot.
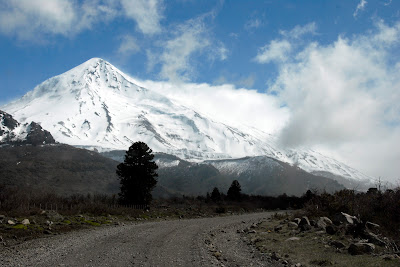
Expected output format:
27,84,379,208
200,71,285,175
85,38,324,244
116,141,244,205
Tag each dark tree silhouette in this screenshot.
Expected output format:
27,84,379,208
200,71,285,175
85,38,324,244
227,180,242,201
211,187,221,202
116,142,158,205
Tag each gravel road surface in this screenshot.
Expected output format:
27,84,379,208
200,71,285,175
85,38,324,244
0,212,283,266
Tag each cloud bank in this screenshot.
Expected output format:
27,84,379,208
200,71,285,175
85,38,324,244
255,20,400,182
133,79,290,135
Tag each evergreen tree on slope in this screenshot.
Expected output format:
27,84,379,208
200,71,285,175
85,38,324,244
116,141,158,205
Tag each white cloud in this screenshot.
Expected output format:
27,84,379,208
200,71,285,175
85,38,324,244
254,40,292,64
217,45,228,61
158,13,227,82
255,23,317,65
370,19,400,45
117,35,140,56
229,32,239,39
384,0,392,6
353,0,367,17
0,0,163,41
133,79,289,135
0,0,77,40
120,0,163,35
146,49,157,72
245,18,263,31
159,18,210,81
261,21,400,182
237,75,256,88
279,22,317,39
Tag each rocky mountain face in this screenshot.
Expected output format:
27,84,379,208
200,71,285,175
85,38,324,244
1,58,373,187
0,110,55,146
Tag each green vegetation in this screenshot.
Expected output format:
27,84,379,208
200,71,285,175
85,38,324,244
12,224,27,230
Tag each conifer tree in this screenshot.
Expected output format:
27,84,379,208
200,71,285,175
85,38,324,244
116,142,158,205
227,180,242,201
211,187,221,202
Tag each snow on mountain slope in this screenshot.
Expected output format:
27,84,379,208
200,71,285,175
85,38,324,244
0,110,55,145
1,58,372,182
0,110,28,143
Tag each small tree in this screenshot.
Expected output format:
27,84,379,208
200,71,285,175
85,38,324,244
116,141,158,205
211,187,221,202
227,180,242,201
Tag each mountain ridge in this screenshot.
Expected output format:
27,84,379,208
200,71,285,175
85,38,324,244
1,58,373,184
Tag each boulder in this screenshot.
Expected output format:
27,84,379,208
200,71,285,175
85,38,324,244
380,254,400,261
330,240,346,249
366,222,380,232
348,243,375,255
326,225,338,235
364,231,386,247
274,225,283,232
271,252,281,261
293,218,301,225
287,222,298,228
43,230,52,235
299,216,310,227
21,219,30,225
345,222,365,237
7,220,15,225
46,211,64,221
320,217,333,225
300,224,312,232
333,212,358,225
315,219,327,230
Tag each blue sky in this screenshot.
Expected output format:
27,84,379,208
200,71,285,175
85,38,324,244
1,0,400,182
1,0,398,100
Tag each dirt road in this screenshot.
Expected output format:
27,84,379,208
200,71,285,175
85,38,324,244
0,212,283,266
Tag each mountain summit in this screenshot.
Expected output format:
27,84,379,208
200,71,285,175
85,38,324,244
2,58,372,183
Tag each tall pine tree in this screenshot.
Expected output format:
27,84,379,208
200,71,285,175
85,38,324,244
116,142,158,205
227,180,242,201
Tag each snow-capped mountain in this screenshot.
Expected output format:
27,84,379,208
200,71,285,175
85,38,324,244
0,110,55,145
1,58,372,183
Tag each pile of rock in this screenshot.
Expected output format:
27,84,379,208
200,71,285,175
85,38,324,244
0,215,31,227
288,212,398,256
